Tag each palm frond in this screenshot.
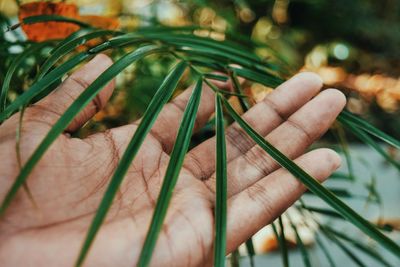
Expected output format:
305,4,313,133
137,78,203,267
1,14,400,266
76,61,187,266
0,45,163,216
222,97,400,258
214,93,228,267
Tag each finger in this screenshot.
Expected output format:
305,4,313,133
145,79,232,153
184,72,323,180
205,89,345,196
226,148,341,253
32,54,115,132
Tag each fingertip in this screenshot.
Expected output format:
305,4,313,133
320,148,342,171
309,148,341,183
90,53,114,68
89,54,115,93
271,72,323,105
69,53,114,83
323,88,347,109
291,71,323,90
89,54,115,109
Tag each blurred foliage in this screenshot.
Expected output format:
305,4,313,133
1,0,400,136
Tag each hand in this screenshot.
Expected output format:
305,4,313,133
0,54,345,267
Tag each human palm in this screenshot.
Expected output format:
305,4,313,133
0,55,345,267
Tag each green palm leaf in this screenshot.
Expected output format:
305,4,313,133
137,78,203,267
214,93,228,267
75,60,187,266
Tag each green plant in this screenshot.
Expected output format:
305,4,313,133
0,15,399,267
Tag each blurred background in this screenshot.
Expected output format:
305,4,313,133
1,0,400,135
1,0,400,266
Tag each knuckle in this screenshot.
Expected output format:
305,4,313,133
244,145,274,177
246,184,274,216
286,118,314,144
225,123,254,155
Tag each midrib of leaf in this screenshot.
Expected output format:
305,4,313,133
75,60,187,267
214,94,228,267
136,78,203,267
0,45,163,217
222,97,400,259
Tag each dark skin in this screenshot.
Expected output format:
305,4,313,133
0,54,345,266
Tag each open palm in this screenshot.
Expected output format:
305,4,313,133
0,55,345,267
